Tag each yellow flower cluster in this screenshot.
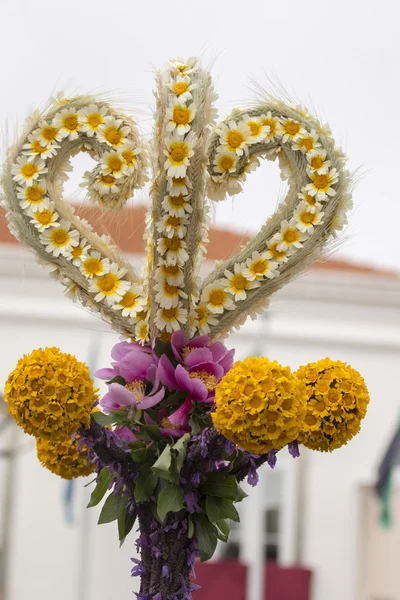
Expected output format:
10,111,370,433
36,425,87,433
212,357,307,454
36,435,95,480
296,358,369,452
5,347,97,441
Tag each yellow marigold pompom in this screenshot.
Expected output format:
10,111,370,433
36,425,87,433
212,357,307,454
295,358,369,452
4,347,97,441
36,435,95,479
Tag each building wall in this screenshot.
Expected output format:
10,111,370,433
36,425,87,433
0,245,400,600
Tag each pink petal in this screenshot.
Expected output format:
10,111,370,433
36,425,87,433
109,383,137,407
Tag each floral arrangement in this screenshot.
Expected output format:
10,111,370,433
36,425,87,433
1,57,369,600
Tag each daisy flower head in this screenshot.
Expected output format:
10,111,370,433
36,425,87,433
22,132,59,160
297,187,322,213
93,174,119,195
155,279,188,309
162,194,192,217
196,303,218,335
30,204,59,232
12,156,47,186
306,149,331,176
167,176,192,197
100,150,127,179
292,129,320,153
223,263,260,301
213,150,239,175
294,202,324,233
274,219,307,252
169,58,198,77
112,285,146,318
243,251,278,281
65,239,90,266
80,251,110,279
155,261,184,286
155,304,188,333
164,131,196,178
40,219,79,257
17,181,48,211
37,120,60,146
201,280,235,314
53,109,81,141
265,240,289,263
166,102,196,135
77,104,107,136
306,168,339,201
261,112,283,142
120,142,141,172
280,118,306,143
218,120,252,155
90,263,129,306
97,116,130,148
156,214,188,239
135,320,150,344
169,75,196,102
157,235,189,266
242,114,269,143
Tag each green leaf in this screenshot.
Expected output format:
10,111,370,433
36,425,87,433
157,484,184,522
134,466,158,503
98,492,122,524
194,514,218,562
205,496,240,523
105,375,126,386
188,517,194,539
235,485,248,503
162,390,187,410
200,473,238,501
87,467,110,508
152,445,173,481
84,477,97,488
118,503,136,545
139,424,162,441
153,339,176,364
172,433,190,477
92,410,127,427
131,443,155,465
214,519,230,543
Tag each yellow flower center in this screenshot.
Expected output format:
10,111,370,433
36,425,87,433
100,174,116,186
304,192,317,205
170,145,188,163
299,137,314,151
310,156,324,170
126,380,145,401
227,131,245,149
122,149,135,164
35,210,52,225
170,195,186,207
305,414,317,426
26,186,44,203
173,82,189,95
166,215,182,227
164,283,179,296
84,258,103,276
63,114,79,131
97,273,119,293
171,177,186,187
209,289,226,306
262,118,276,137
252,260,267,274
162,307,178,320
219,155,236,171
231,274,249,291
248,122,262,136
104,127,123,146
164,237,181,251
300,210,316,225
120,291,138,308
197,304,208,323
163,264,180,275
190,370,218,391
51,229,70,247
108,156,123,171
87,113,102,128
31,140,48,154
315,401,326,412
71,245,84,259
284,121,300,136
173,107,190,125
21,163,38,178
283,228,299,243
268,243,286,260
41,126,58,142
312,173,330,190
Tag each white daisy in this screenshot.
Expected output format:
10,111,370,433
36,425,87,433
78,104,108,136
164,131,196,177
64,239,90,266
292,129,320,153
93,174,119,195
97,116,130,148
157,236,189,266
294,202,324,233
260,112,283,142
17,181,48,211
120,141,141,172
201,280,235,314
80,251,110,279
297,187,323,213
272,219,307,252
40,219,79,257
242,114,269,143
156,214,188,238
196,303,218,335
53,109,81,140
169,75,196,102
218,120,252,155
223,264,260,301
167,176,192,197
100,150,127,179
135,320,150,343
29,204,59,231
280,118,306,143
162,194,192,217
306,149,331,176
265,241,289,264
155,261,184,286
12,156,47,186
155,279,188,309
36,120,60,146
169,58,198,77
305,169,339,201
63,277,80,302
330,193,353,233
166,102,196,135
155,304,188,333
242,251,278,281
90,263,130,305
112,285,146,317
22,132,59,160
213,150,239,175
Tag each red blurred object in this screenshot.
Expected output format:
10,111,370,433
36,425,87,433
194,561,312,600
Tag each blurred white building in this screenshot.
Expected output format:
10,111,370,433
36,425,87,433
0,206,400,600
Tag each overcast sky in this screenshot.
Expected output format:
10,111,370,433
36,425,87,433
1,0,399,271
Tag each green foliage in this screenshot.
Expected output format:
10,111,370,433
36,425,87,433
92,410,127,427
134,466,158,502
157,484,184,522
205,496,239,523
87,467,111,508
200,473,239,500
153,339,176,364
214,519,231,543
98,492,125,524
193,514,218,562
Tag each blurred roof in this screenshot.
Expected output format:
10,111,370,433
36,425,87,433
0,204,398,278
